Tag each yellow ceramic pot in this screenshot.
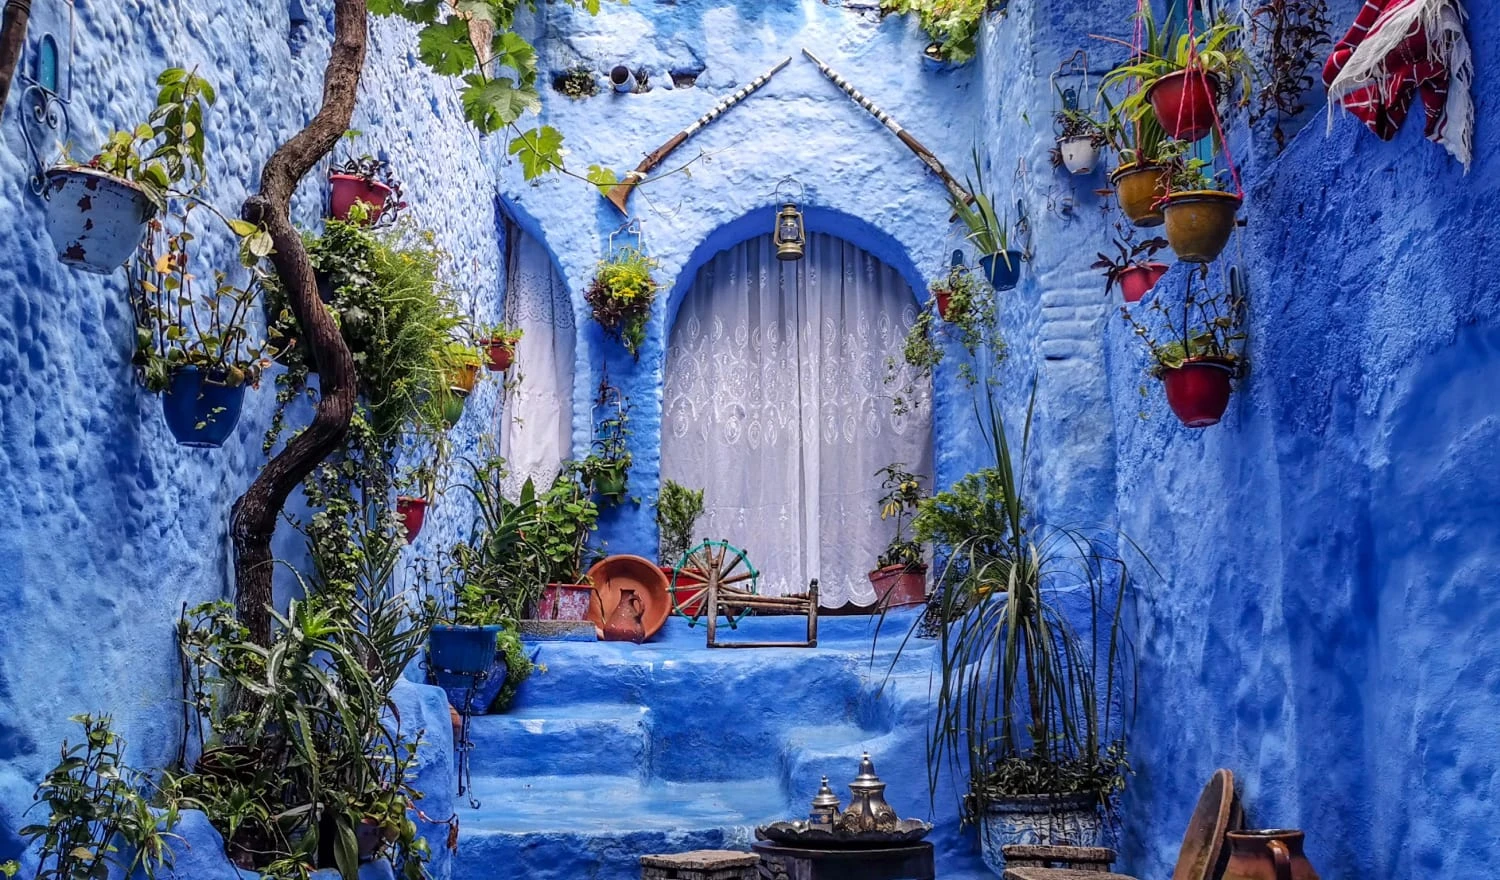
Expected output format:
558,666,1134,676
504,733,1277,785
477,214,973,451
1162,190,1242,263
1110,163,1171,228
449,361,481,395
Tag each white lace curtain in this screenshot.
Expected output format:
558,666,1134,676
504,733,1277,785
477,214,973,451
662,233,933,607
497,222,574,499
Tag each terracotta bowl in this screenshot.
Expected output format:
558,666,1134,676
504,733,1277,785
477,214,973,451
586,555,671,640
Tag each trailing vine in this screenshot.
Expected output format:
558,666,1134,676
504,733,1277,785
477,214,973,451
1248,0,1333,151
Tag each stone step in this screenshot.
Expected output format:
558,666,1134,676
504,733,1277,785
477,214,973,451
464,703,652,779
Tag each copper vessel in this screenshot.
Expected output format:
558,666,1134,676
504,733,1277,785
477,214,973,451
1222,830,1319,880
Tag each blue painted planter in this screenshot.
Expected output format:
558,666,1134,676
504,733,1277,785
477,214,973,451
43,166,157,274
161,367,246,448
432,649,512,714
980,250,1025,291
429,624,501,675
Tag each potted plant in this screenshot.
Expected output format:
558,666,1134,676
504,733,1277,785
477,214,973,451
656,479,706,579
1121,265,1247,427
1159,148,1241,264
1051,106,1107,175
43,67,214,274
478,322,523,372
441,340,484,396
328,131,405,225
952,159,1025,291
928,262,986,323
868,464,927,607
586,246,659,359
527,467,603,621
913,388,1135,871
890,263,999,416
395,461,442,544
1101,8,1249,143
1100,92,1172,228
1092,232,1170,302
879,0,986,67
580,380,633,505
129,203,274,448
555,65,599,99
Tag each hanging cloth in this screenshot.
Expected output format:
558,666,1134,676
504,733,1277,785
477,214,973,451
1323,0,1473,171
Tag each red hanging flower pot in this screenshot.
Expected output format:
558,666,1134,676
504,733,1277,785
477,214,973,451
329,173,394,224
1161,357,1234,428
396,496,429,543
1147,69,1222,142
934,289,952,320
480,339,515,372
1118,263,1170,303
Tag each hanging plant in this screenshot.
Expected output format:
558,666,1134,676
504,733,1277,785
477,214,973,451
478,322,524,372
1248,0,1334,151
580,379,633,506
1099,94,1172,228
1092,230,1170,302
1051,107,1108,175
1159,147,1242,264
441,340,484,396
43,67,217,274
889,265,1000,415
1120,265,1247,428
1100,8,1250,143
879,0,991,65
951,156,1026,291
129,202,276,448
586,246,659,359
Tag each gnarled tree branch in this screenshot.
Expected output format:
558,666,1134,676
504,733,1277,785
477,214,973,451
232,0,367,645
0,0,33,114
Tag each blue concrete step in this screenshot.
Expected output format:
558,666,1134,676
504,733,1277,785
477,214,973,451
465,703,651,779
776,722,905,807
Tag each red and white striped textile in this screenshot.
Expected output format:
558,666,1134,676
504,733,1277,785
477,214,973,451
1322,0,1473,171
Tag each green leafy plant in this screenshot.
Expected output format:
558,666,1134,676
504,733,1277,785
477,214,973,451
951,155,1014,259
1100,8,1250,128
447,454,544,620
1092,230,1169,297
478,322,523,347
331,131,407,223
1120,263,1247,378
67,67,216,208
656,480,706,567
579,379,632,505
890,265,1001,414
19,716,181,880
1154,139,1233,192
880,0,992,64
875,464,925,571
585,247,659,359
554,65,598,99
1049,105,1107,169
1248,0,1332,151
128,202,276,394
528,468,602,588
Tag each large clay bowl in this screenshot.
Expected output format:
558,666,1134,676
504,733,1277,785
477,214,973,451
586,555,671,640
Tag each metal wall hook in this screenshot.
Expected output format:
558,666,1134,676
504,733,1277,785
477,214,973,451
16,0,75,197
608,218,645,257
772,176,805,202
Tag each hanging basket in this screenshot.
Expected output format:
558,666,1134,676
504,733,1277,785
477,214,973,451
1058,137,1101,175
161,366,247,448
396,495,429,543
1146,70,1222,142
480,339,515,372
1118,262,1170,303
448,361,481,395
1162,191,1241,264
43,167,157,274
329,173,394,224
1110,163,1171,228
1161,357,1234,428
979,250,1025,291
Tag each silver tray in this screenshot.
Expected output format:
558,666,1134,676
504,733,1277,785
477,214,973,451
754,819,933,848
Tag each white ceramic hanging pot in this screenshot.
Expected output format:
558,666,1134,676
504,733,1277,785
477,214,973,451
1059,137,1101,175
42,166,157,274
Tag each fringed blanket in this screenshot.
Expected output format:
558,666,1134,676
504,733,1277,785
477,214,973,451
1323,0,1473,171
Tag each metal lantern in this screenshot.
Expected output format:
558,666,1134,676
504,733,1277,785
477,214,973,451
773,178,805,262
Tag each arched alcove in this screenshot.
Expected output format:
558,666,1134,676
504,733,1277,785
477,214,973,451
659,230,933,608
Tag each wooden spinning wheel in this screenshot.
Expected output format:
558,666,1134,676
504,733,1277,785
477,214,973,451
669,539,819,649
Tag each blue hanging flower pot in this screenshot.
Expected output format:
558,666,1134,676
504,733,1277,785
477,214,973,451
429,624,502,676
43,167,157,274
979,250,1025,291
161,366,246,448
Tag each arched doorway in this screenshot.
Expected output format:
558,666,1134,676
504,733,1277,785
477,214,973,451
661,232,932,607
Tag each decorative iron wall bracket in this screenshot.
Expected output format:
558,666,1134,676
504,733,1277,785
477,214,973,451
14,0,72,196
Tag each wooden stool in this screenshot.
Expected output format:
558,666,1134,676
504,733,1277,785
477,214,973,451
640,850,760,880
1002,870,1137,880
1001,845,1119,872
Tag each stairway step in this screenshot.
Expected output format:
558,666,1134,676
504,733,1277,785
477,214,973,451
465,703,651,778
777,723,904,807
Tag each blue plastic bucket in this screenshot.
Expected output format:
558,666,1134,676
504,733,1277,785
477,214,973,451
979,250,1024,291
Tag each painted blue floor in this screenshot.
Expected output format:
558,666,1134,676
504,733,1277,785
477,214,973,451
449,610,996,880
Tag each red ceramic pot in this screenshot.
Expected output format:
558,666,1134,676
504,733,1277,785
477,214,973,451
536,583,596,621
1162,358,1234,428
1147,69,1221,142
934,290,952,320
1118,263,1170,303
396,496,428,543
481,339,515,372
868,565,928,608
329,173,393,224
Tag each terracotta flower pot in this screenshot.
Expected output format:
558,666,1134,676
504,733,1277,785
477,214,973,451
867,565,928,607
396,496,428,542
480,339,515,372
42,166,157,274
449,362,481,395
1163,190,1242,264
1118,262,1169,303
1161,357,1234,428
329,173,393,224
1110,163,1171,228
1147,69,1222,142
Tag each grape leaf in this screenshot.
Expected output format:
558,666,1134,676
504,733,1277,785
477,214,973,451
418,18,479,76
509,126,564,180
461,75,540,133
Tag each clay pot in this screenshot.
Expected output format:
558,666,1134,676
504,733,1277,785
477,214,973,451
42,166,157,273
1118,262,1169,303
449,705,463,744
329,173,393,224
610,65,634,93
1222,830,1320,880
1163,190,1241,263
396,496,428,543
1147,69,1222,142
536,583,596,621
480,339,515,372
602,588,646,643
449,361,481,395
1161,357,1234,428
1058,136,1101,174
1111,163,1171,228
934,289,952,320
867,565,927,607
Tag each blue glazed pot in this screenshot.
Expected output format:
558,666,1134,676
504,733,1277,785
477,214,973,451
980,250,1025,291
432,649,512,714
43,166,157,274
162,367,246,448
429,624,501,675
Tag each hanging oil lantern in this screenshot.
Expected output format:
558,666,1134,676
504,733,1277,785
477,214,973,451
772,177,805,262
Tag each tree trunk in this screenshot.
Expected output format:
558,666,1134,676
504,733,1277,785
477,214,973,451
231,0,367,645
0,0,33,114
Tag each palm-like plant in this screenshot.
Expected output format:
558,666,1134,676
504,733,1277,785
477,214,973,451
951,151,1012,258
1100,8,1249,127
